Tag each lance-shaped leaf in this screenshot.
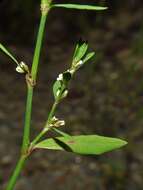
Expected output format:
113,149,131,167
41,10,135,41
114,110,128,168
82,52,95,64
73,43,79,61
0,43,18,64
35,135,127,155
52,4,108,11
73,42,88,63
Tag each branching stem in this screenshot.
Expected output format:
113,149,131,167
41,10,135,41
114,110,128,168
6,1,52,189
30,100,59,148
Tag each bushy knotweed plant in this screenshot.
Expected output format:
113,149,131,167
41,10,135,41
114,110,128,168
0,0,127,189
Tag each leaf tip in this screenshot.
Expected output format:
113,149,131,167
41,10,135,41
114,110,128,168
117,139,128,149
102,7,108,10
121,139,128,146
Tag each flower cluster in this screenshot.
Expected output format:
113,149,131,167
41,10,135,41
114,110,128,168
49,116,65,128
16,61,29,74
53,40,95,103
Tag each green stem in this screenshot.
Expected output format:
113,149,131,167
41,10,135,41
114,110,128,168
22,0,52,153
31,129,47,147
6,156,27,190
6,1,53,189
47,101,59,122
31,101,59,147
22,86,33,152
31,13,48,81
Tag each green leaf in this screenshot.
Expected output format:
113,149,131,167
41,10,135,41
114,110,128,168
73,42,88,63
52,4,108,11
0,43,19,64
73,43,79,61
53,80,62,99
53,79,68,100
35,135,127,155
83,52,95,63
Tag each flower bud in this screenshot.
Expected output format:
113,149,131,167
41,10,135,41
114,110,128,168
57,73,63,81
16,61,29,74
49,116,65,128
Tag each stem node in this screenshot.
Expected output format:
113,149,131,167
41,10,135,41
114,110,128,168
26,73,36,87
41,4,49,15
41,0,52,15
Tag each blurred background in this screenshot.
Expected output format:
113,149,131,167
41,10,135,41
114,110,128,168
0,0,143,189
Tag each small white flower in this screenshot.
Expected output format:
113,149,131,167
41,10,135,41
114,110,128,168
71,60,84,71
49,116,65,128
20,61,26,67
57,73,63,81
77,60,83,66
62,90,68,98
55,120,65,127
52,116,58,121
16,61,29,74
56,89,61,97
16,65,25,73
67,69,75,75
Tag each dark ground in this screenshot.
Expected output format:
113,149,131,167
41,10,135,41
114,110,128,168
0,1,143,189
